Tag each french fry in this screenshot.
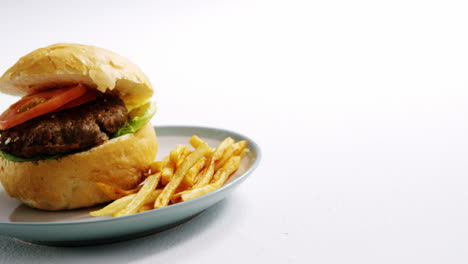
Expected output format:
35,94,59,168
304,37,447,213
214,145,234,171
150,161,163,174
154,142,213,209
174,185,217,203
176,147,191,168
145,189,163,204
175,155,242,203
215,140,247,171
90,189,163,217
194,168,205,184
194,137,234,188
182,156,206,186
96,182,142,200
160,156,175,185
192,161,214,188
169,145,183,163
189,135,204,148
89,194,136,216
212,155,241,186
233,140,248,156
138,204,153,213
170,145,190,165
239,148,249,159
114,173,161,217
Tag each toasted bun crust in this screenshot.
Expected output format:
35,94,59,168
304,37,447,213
0,123,158,211
0,43,153,108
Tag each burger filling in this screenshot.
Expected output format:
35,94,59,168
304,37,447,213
0,94,128,158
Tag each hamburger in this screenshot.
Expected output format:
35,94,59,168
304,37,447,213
0,43,158,210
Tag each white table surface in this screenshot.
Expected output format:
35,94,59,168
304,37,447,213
1,0,468,263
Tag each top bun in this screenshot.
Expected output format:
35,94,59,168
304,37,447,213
0,43,153,108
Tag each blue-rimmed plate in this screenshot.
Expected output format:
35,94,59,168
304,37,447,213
0,126,261,246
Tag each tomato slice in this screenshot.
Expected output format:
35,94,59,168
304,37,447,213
0,84,87,130
53,89,99,112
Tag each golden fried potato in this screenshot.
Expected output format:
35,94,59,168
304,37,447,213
154,142,213,209
114,173,161,217
96,182,142,200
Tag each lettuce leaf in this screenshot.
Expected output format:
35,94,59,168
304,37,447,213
0,101,156,162
113,101,156,138
0,151,62,162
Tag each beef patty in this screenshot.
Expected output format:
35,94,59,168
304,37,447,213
0,94,128,158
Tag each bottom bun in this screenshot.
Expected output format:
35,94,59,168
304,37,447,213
0,123,158,211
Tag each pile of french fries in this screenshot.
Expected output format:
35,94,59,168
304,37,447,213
90,135,248,217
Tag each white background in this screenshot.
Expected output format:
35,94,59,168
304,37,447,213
1,0,468,263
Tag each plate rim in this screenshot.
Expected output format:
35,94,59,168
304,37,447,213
0,125,261,228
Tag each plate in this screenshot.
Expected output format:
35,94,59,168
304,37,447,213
0,126,261,246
